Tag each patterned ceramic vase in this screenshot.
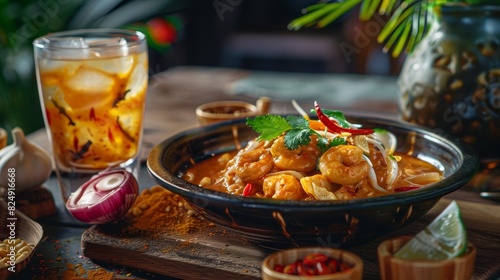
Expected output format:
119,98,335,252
398,5,500,159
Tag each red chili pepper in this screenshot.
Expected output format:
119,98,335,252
283,261,298,275
89,107,96,121
314,101,374,135
242,183,253,196
274,253,352,276
73,135,79,151
303,253,329,266
315,261,331,275
298,261,316,276
394,186,421,192
273,264,284,273
108,128,115,143
327,258,339,272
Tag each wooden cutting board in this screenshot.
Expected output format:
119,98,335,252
81,198,500,280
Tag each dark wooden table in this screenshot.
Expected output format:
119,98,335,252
18,66,500,280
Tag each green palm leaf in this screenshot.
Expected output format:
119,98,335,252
289,0,466,57
318,0,362,27
360,0,382,20
378,0,436,57
289,0,362,30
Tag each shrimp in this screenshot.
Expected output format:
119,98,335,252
318,145,369,185
232,148,274,181
270,136,320,173
223,141,274,194
263,174,307,200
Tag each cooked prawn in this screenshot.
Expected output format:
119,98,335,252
222,143,274,194
233,148,274,181
263,174,307,200
318,145,369,185
270,136,320,173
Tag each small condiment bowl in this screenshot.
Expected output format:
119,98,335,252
195,97,271,125
377,236,476,280
262,247,363,280
0,202,43,279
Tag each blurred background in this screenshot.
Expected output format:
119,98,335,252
0,0,402,142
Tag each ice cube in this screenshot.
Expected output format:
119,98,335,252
86,37,127,47
44,37,90,60
86,37,130,57
84,56,134,76
37,57,80,73
63,67,115,109
125,64,147,98
116,111,141,140
48,37,89,48
66,67,114,94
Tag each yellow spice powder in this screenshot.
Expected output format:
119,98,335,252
123,185,208,235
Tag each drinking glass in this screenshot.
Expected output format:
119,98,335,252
33,29,148,202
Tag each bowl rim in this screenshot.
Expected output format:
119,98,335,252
147,115,479,211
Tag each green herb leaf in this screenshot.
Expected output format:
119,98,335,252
330,137,348,147
246,115,291,141
285,128,312,150
286,115,310,130
374,128,388,133
317,137,331,153
247,113,348,152
322,109,350,128
317,136,347,153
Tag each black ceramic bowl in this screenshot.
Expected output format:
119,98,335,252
147,116,479,248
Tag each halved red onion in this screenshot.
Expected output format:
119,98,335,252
65,169,139,224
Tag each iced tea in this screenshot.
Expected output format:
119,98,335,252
37,51,147,169
34,29,148,201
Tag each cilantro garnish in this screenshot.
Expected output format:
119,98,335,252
246,115,291,141
246,114,346,152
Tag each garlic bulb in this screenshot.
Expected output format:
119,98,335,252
0,127,52,192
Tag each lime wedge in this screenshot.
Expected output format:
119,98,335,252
394,200,467,260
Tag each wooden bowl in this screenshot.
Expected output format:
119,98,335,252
0,202,43,280
196,100,259,125
377,236,476,280
261,247,363,280
195,97,271,125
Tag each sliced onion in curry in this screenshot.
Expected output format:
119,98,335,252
385,155,399,187
362,155,390,193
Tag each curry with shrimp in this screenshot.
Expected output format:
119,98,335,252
183,102,443,201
